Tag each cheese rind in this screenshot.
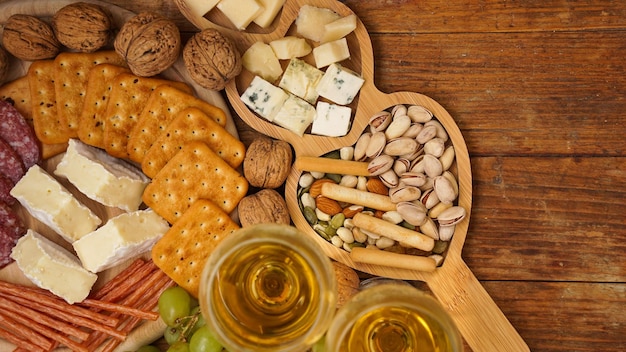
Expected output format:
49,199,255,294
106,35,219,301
10,165,101,243
312,101,352,137
316,63,365,105
73,209,170,273
313,37,350,68
217,0,264,30
240,75,289,121
55,139,150,212
272,94,316,136
279,58,323,104
11,229,98,304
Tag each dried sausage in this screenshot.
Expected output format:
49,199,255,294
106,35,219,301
0,100,40,169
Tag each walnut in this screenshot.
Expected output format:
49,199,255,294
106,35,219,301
183,28,242,91
114,12,180,77
0,46,8,84
238,189,291,227
52,2,113,53
243,137,293,189
2,14,60,61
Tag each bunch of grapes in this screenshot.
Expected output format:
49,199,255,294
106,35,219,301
137,286,224,352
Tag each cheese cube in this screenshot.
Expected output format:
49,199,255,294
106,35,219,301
241,75,289,121
54,139,150,212
185,0,220,17
316,63,365,105
253,0,286,28
269,36,312,60
279,58,323,104
312,102,352,137
73,209,170,273
217,0,264,30
10,165,101,243
272,95,316,136
11,230,98,304
313,37,350,68
321,14,357,43
295,5,341,42
242,42,283,83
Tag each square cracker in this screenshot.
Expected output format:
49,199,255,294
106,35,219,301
77,63,130,149
126,85,227,163
103,73,192,159
53,51,126,140
142,140,248,224
2,74,66,159
141,107,245,178
151,198,240,297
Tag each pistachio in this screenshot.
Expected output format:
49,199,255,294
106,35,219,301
393,158,412,175
424,137,446,158
365,131,386,158
389,185,422,203
384,114,412,139
425,120,449,142
437,206,467,227
438,224,456,242
368,111,392,132
379,169,399,188
381,210,404,224
419,217,439,240
384,137,419,156
407,105,433,123
442,171,459,198
391,104,408,118
340,146,354,160
439,145,455,171
336,226,355,243
402,123,423,138
423,154,443,178
376,236,396,249
400,172,427,187
433,176,456,204
396,201,427,226
354,132,371,161
416,124,438,144
367,154,394,176
420,188,440,209
352,227,368,243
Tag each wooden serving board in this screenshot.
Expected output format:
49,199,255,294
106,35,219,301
0,0,237,350
176,0,529,351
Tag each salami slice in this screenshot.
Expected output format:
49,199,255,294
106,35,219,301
0,100,41,169
0,201,25,269
0,173,15,206
0,226,18,268
0,136,26,184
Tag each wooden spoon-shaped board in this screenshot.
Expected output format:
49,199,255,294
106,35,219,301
177,0,530,350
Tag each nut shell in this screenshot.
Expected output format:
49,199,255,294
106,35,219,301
52,2,113,52
114,12,180,77
183,28,242,91
2,14,60,61
243,137,292,189
238,189,291,227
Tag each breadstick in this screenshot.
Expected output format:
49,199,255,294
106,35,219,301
295,156,370,176
350,247,437,272
321,183,396,211
352,213,435,251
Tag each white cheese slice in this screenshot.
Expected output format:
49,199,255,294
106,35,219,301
312,102,352,137
272,94,316,136
321,14,357,43
316,63,365,105
295,4,341,42
241,75,289,121
313,37,350,68
217,0,264,30
253,0,286,28
10,229,98,304
73,209,170,273
278,58,323,104
10,165,101,243
54,139,150,212
269,36,312,60
242,41,283,83
185,0,220,17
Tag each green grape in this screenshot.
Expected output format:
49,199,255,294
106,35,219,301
167,341,190,352
189,326,223,352
135,346,160,352
188,306,206,336
159,286,192,327
312,334,327,352
164,325,183,345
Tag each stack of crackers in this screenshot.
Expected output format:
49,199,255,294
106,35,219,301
0,50,250,297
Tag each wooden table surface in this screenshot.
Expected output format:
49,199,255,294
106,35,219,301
4,0,625,351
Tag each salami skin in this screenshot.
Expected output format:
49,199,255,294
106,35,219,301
0,174,15,206
0,100,40,169
0,137,26,184
0,201,25,269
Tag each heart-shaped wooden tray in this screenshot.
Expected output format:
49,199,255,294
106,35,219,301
176,0,530,350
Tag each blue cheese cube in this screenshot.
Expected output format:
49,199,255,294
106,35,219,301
240,75,289,121
279,58,324,104
312,102,352,137
272,95,316,136
316,63,365,105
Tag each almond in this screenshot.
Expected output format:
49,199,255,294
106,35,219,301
366,178,388,195
342,204,364,218
316,196,343,216
309,178,336,198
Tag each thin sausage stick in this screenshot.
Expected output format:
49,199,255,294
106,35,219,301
0,325,45,352
321,183,397,211
90,258,146,300
0,311,53,351
80,298,159,320
353,212,435,251
295,156,371,176
350,247,437,272
93,260,155,302
0,296,90,341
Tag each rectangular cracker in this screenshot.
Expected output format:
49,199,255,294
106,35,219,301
151,198,240,297
141,107,245,178
53,51,126,140
28,60,66,145
142,140,248,224
126,85,227,163
77,63,130,149
0,76,32,123
103,73,192,159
